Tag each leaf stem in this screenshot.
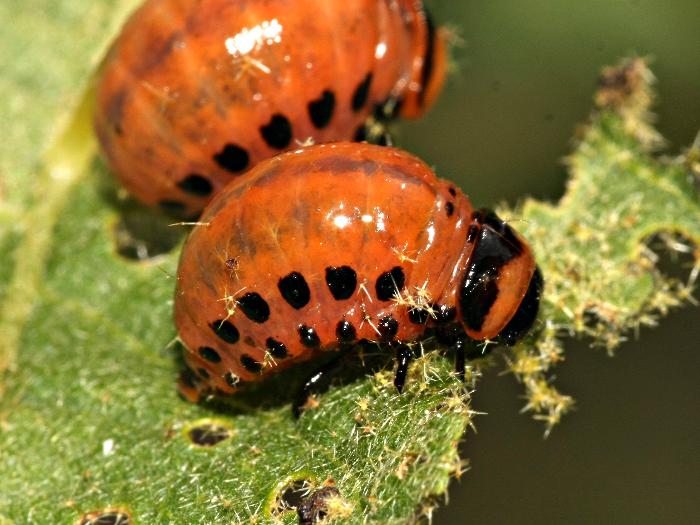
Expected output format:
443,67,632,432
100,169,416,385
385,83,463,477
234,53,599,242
0,84,97,392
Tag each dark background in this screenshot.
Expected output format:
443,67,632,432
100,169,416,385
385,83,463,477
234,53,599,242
398,1,700,523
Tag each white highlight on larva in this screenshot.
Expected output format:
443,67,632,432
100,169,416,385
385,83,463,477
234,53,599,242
225,19,283,58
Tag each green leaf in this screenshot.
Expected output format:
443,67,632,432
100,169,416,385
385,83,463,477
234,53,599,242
505,59,700,432
0,0,698,523
1,6,471,523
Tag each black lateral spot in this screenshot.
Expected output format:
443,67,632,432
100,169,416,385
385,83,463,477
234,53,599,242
198,346,221,363
408,307,430,325
354,124,367,142
298,325,321,348
210,319,239,344
375,266,406,301
448,186,457,197
241,355,262,373
308,90,335,129
278,272,311,309
158,200,186,216
79,511,131,525
260,114,292,149
176,174,212,196
445,201,454,217
213,143,249,172
435,304,457,324
266,337,288,358
224,371,240,388
497,267,543,346
325,266,357,300
467,224,479,243
352,73,373,111
237,292,270,323
336,320,357,343
378,315,399,341
197,367,210,379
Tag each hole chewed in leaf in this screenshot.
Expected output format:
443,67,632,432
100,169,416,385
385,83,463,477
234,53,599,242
269,476,352,524
273,478,313,515
297,486,352,525
185,419,233,447
78,510,131,525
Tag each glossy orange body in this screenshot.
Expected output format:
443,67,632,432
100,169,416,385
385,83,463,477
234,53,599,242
174,143,536,398
95,0,446,216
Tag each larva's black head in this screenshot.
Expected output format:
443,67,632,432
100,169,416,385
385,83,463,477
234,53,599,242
458,210,542,344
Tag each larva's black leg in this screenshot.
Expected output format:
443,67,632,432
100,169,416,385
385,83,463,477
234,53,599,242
293,355,344,418
454,338,485,381
454,337,466,382
393,344,413,393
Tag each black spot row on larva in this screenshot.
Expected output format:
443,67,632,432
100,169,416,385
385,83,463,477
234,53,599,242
325,266,357,300
237,292,271,323
299,325,321,348
352,73,373,111
266,337,288,358
177,173,213,197
198,346,221,363
214,143,250,173
241,354,262,373
378,315,399,340
261,114,292,149
308,90,335,129
336,320,356,343
375,266,406,301
179,74,380,198
278,272,311,309
233,266,405,326
211,319,240,344
222,266,406,354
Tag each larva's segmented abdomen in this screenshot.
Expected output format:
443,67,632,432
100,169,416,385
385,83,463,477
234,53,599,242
175,143,475,394
95,0,441,217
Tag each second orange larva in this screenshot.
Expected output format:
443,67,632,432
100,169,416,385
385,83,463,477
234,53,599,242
95,0,448,216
